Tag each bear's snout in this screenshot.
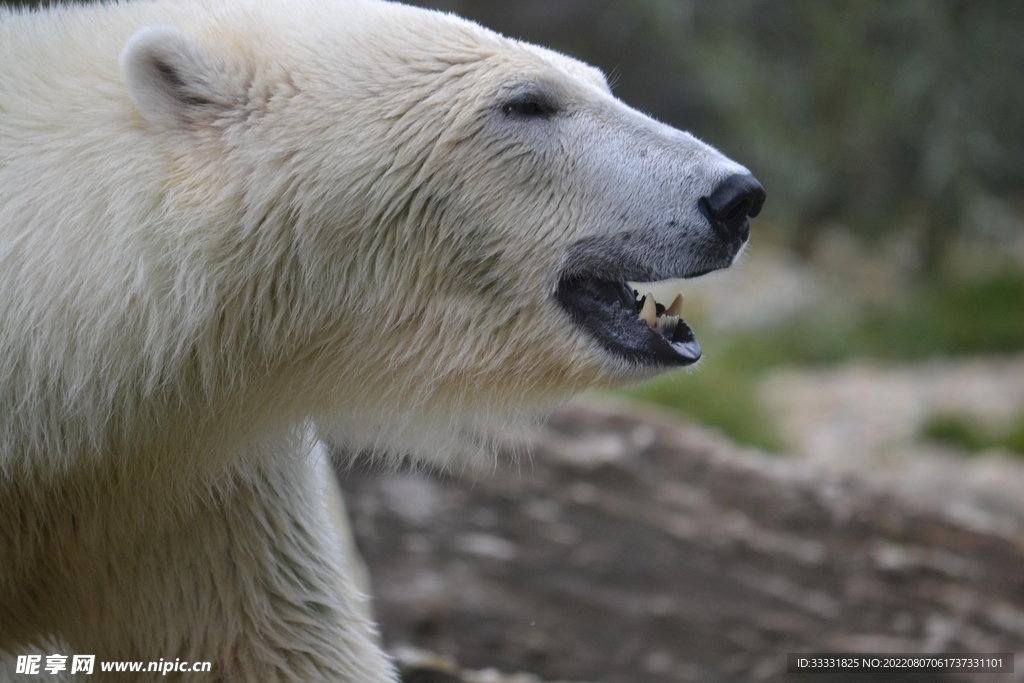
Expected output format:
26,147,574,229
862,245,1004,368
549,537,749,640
698,173,766,244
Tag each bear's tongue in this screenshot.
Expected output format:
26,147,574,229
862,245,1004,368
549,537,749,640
555,279,701,366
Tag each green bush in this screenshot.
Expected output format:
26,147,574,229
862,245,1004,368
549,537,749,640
919,414,991,453
919,412,1024,456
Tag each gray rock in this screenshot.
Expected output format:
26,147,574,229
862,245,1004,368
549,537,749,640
338,399,1024,683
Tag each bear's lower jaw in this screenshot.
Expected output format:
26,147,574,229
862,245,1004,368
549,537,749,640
555,277,701,367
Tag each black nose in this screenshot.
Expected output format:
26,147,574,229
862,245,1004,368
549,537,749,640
698,173,765,243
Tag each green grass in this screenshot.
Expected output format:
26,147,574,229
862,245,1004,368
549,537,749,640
856,273,1024,358
1006,419,1024,454
618,334,785,452
919,414,992,453
616,271,1024,452
920,412,1024,456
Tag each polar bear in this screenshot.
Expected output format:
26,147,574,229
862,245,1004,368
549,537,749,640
0,0,763,680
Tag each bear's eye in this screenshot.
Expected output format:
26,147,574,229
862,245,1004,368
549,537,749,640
502,95,555,119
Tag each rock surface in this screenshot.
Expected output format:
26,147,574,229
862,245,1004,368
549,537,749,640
759,355,1024,534
337,399,1024,682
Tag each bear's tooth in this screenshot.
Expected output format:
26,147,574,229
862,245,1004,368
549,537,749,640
639,292,657,327
665,293,684,317
656,315,679,332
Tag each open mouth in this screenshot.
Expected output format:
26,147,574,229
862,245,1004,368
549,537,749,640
552,172,763,367
556,277,701,367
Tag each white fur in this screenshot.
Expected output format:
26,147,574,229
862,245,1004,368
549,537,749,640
0,0,747,680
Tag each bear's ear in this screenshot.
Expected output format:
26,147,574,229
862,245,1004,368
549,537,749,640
121,25,246,131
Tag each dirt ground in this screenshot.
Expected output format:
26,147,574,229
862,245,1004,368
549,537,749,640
337,399,1024,683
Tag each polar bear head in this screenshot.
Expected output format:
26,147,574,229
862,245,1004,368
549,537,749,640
118,0,763,460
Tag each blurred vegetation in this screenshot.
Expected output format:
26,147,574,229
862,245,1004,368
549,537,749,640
920,412,1024,456
740,271,1024,362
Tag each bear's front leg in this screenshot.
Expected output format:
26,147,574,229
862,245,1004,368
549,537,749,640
66,436,397,683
